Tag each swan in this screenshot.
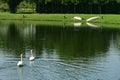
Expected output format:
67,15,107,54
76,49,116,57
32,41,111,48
29,50,35,61
86,16,101,22
74,16,82,20
17,54,23,67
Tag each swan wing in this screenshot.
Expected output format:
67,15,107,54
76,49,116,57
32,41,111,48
17,61,23,67
29,56,35,61
86,16,100,22
74,16,82,20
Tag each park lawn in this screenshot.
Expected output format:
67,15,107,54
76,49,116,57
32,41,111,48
0,12,120,24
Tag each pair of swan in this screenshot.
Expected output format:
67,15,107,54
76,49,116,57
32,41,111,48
17,50,35,67
73,16,102,28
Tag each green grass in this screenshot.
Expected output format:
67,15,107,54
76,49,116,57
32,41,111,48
0,12,120,24
1,17,120,29
0,12,65,21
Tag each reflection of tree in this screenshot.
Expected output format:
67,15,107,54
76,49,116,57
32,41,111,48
35,25,112,61
6,23,24,55
0,22,118,61
112,29,120,50
0,23,29,56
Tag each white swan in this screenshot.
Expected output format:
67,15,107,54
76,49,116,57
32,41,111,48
29,50,35,61
74,16,82,20
86,16,101,22
17,54,23,67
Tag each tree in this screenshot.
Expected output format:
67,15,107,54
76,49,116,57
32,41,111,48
94,0,109,14
1,0,23,13
8,0,23,13
23,0,120,13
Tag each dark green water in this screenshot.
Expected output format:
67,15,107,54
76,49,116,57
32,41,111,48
0,21,120,80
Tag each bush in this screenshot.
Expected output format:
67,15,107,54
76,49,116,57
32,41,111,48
0,2,9,12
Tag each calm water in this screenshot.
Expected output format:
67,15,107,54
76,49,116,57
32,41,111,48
0,21,120,80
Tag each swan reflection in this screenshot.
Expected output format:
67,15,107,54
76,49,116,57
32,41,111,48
18,67,23,80
29,61,35,66
74,23,82,27
86,22,99,28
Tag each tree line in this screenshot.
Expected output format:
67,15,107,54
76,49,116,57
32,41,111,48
0,0,120,14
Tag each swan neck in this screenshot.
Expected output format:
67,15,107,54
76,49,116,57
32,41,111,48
21,54,23,61
31,50,33,55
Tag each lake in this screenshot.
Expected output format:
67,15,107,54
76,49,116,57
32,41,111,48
0,21,120,80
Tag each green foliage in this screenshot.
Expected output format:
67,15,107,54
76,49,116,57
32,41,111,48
0,0,120,13
18,1,35,9
0,0,23,13
0,2,9,11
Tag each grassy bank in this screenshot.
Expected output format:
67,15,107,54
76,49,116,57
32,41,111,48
0,12,120,24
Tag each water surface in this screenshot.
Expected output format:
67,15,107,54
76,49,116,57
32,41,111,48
0,21,120,80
